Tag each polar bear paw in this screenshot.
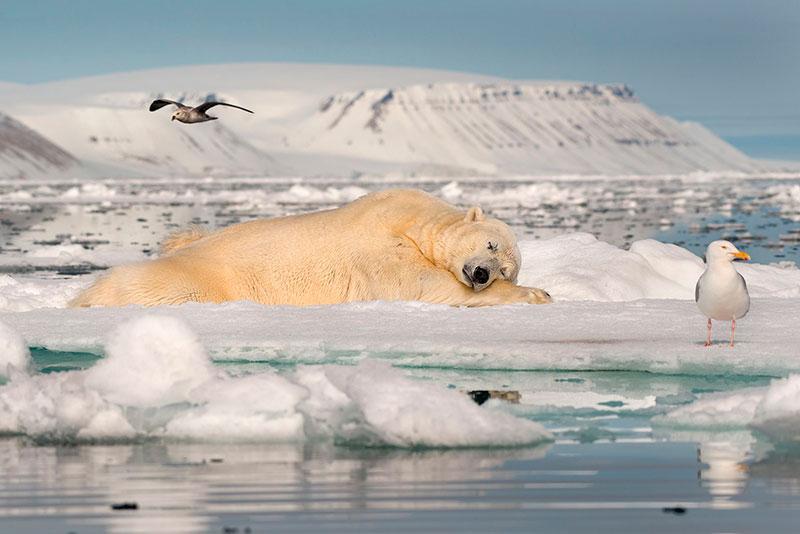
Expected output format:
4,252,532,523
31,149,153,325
525,287,553,304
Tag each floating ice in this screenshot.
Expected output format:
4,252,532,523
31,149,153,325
657,375,800,443
302,360,551,448
0,315,550,446
0,321,29,375
84,315,215,407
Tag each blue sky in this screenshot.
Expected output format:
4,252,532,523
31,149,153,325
2,0,799,155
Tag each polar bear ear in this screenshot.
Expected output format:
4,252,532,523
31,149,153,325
464,206,485,223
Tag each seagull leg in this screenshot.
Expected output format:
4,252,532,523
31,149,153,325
730,318,736,348
705,318,712,347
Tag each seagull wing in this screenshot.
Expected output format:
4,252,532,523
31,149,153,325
149,99,187,112
695,278,701,302
737,272,748,293
193,101,254,114
737,272,751,316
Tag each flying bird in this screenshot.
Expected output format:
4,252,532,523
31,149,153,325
695,240,750,348
149,99,254,124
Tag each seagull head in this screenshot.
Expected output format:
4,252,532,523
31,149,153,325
705,240,750,264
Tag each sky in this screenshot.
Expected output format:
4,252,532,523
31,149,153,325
2,0,799,155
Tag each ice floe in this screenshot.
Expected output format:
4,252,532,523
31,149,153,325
657,375,800,443
0,316,550,446
0,320,29,373
1,233,798,313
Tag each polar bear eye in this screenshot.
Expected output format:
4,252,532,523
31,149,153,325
487,241,498,252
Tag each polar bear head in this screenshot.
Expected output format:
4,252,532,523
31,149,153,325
441,206,522,292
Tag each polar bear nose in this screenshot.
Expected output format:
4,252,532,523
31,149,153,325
473,266,490,285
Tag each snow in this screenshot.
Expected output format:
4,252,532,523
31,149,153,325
294,81,760,175
1,63,766,177
0,320,29,374
0,275,88,312
1,175,799,447
0,111,81,179
84,315,215,407
0,316,551,446
520,233,800,301
657,375,800,443
0,233,798,377
1,233,797,312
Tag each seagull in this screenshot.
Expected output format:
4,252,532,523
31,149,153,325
695,240,750,348
149,99,254,124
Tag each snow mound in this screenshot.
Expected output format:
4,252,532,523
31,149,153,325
84,315,215,407
0,275,87,312
0,321,30,375
657,375,800,443
300,360,550,448
0,315,550,446
519,233,800,301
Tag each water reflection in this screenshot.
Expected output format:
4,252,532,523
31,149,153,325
4,435,800,532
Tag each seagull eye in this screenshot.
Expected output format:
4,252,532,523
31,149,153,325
721,246,728,249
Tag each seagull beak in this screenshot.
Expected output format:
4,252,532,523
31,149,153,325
171,116,176,121
732,251,750,261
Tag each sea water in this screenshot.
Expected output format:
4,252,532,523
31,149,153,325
1,175,800,532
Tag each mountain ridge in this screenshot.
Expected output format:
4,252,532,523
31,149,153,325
0,63,770,177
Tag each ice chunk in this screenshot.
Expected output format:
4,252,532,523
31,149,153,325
658,374,800,443
654,388,764,429
0,316,548,447
0,320,30,374
0,274,87,312
84,315,215,407
752,375,800,442
305,360,552,448
164,373,308,442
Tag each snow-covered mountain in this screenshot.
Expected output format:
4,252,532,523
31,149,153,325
0,111,81,179
290,82,759,175
0,63,765,177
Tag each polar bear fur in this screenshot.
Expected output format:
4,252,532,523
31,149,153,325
70,189,551,308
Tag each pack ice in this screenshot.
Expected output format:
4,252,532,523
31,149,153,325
0,316,551,446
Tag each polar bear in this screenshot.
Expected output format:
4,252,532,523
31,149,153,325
70,189,552,308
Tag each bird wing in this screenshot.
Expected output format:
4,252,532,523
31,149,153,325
149,99,188,112
737,272,748,293
737,272,751,314
694,273,703,302
193,101,254,114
